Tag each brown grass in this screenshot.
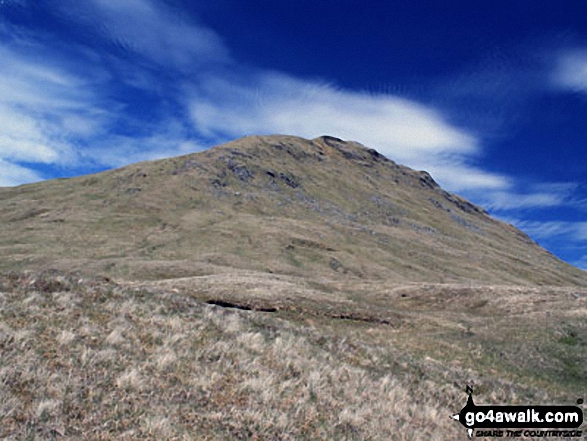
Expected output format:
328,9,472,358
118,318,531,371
2,135,586,287
1,271,585,440
2,136,586,439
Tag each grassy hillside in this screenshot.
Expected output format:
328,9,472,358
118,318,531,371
1,135,586,439
1,135,585,286
1,271,585,439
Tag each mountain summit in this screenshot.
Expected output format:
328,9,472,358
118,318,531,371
1,134,585,285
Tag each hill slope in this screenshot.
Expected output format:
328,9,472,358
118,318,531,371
1,134,585,285
2,136,587,439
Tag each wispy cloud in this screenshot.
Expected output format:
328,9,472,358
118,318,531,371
480,190,569,211
0,159,43,187
82,124,204,169
468,181,583,250
572,255,587,271
2,0,511,193
0,105,61,164
191,73,477,156
0,43,91,184
500,218,587,269
0,0,211,185
554,50,587,92
0,39,196,185
188,71,511,191
0,0,581,215
512,220,587,241
418,160,511,191
54,0,230,69
485,173,587,269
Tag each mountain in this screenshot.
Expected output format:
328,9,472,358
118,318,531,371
1,134,585,285
2,135,586,439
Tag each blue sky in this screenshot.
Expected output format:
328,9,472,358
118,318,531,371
1,0,587,269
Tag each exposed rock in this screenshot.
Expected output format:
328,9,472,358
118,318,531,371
2,134,585,287
227,159,254,182
442,191,487,215
279,172,301,188
418,171,439,190
210,178,227,188
329,258,342,271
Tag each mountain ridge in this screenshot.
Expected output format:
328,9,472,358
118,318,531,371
1,134,585,286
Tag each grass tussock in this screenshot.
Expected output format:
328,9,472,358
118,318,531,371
1,271,584,440
0,271,465,440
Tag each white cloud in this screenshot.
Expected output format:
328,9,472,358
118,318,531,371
481,191,566,210
493,218,587,269
83,131,202,168
0,159,43,187
55,0,230,69
0,0,222,186
512,220,587,241
0,46,96,169
0,106,61,163
188,71,512,192
578,224,587,241
554,50,587,92
0,46,89,109
416,161,511,191
0,25,200,178
573,255,587,270
468,181,581,214
0,0,509,193
191,73,477,159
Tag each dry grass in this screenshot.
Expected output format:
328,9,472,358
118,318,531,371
0,271,456,440
2,136,586,439
2,135,586,287
2,271,584,440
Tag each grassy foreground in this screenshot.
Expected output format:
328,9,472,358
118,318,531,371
1,271,585,440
